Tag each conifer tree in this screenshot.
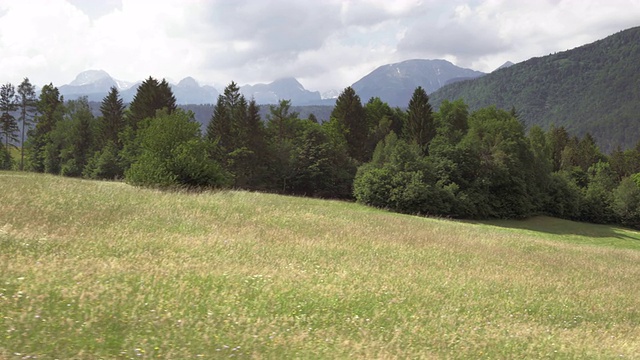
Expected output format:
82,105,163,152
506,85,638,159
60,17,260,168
0,83,19,149
99,87,125,148
27,84,64,172
206,81,251,154
16,78,37,170
127,77,177,129
330,86,367,162
60,97,95,176
405,86,435,155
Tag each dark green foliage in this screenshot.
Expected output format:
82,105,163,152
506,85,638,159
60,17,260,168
354,133,454,215
0,144,12,170
436,99,468,143
27,84,64,172
16,78,37,170
609,144,640,181
59,98,96,177
547,125,570,172
459,107,535,218
0,83,19,149
364,97,404,158
125,109,229,188
580,161,617,223
127,77,177,129
206,82,270,188
98,87,126,148
83,141,121,180
405,86,436,154
289,124,356,198
266,99,300,144
330,87,368,162
544,171,583,219
430,26,640,152
611,177,640,228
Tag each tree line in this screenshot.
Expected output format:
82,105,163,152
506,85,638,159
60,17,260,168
2,77,640,228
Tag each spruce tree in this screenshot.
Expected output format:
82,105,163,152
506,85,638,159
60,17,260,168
405,86,435,155
127,77,177,129
16,78,37,170
206,82,248,155
28,84,64,172
99,87,125,149
0,83,19,149
60,97,94,176
330,87,367,162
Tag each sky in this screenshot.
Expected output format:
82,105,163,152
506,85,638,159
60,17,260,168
1,0,639,93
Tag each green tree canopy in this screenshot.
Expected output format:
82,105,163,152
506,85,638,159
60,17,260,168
330,87,368,162
16,78,37,170
405,86,436,155
127,77,177,129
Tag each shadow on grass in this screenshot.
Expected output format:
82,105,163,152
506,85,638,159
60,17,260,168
466,216,640,245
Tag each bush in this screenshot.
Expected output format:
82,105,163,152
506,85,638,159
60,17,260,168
611,177,640,229
124,109,230,188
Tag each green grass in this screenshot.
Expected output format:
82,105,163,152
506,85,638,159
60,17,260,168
1,171,640,359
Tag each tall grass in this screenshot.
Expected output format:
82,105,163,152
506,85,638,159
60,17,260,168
1,171,639,359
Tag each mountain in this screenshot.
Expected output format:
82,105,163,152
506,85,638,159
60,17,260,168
240,77,322,105
59,70,134,102
493,61,514,71
429,26,640,152
351,59,485,107
171,77,219,105
60,71,219,105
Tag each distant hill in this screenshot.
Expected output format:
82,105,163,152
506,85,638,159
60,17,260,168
240,78,322,105
351,59,485,107
429,26,640,152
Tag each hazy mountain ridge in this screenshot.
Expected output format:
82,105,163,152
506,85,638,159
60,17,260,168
429,26,640,152
352,59,486,107
239,77,322,105
57,59,487,108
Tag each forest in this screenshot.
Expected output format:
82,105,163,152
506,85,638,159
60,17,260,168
2,76,640,228
429,26,640,153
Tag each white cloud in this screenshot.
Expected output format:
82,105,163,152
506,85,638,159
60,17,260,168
0,0,639,93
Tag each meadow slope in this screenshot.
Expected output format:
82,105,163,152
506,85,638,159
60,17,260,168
1,172,639,359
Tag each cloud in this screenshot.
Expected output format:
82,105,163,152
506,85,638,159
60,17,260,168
397,0,640,71
0,0,639,93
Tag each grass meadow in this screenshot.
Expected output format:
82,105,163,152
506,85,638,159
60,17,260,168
1,171,640,359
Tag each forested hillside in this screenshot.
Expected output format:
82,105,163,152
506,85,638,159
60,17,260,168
430,26,640,153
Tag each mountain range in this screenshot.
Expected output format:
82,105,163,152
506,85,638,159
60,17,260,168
57,59,490,107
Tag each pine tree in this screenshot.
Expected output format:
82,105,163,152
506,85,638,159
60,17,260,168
0,83,19,149
99,87,125,149
127,77,177,129
267,99,299,143
16,78,37,170
27,84,64,172
206,82,247,154
59,97,94,177
405,86,435,155
206,94,231,150
330,87,368,162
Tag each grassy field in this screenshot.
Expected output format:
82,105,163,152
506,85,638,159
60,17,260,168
1,171,639,359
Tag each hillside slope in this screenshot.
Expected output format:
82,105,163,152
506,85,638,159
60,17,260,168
430,26,640,152
1,172,640,358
